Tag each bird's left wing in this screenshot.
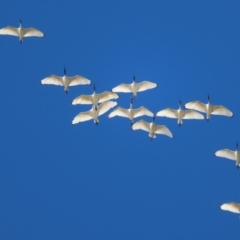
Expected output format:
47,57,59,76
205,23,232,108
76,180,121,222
132,107,154,118
182,110,204,119
98,101,118,116
138,81,157,92
23,27,44,37
153,124,173,138
98,91,119,103
211,105,233,117
68,75,91,86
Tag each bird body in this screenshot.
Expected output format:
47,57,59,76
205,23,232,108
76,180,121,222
41,68,91,93
132,117,173,140
72,101,117,125
220,202,240,214
156,101,204,125
112,75,157,97
72,84,119,109
185,95,233,120
108,97,153,123
215,143,240,168
0,20,44,42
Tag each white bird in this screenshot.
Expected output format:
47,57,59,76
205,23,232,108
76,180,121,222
185,95,233,120
72,84,119,109
41,67,91,93
215,142,240,169
0,20,44,43
108,97,154,126
131,116,173,140
112,75,157,97
72,101,117,125
220,202,240,215
156,100,204,126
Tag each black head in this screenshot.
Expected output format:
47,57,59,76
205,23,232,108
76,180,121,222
130,97,134,104
152,115,155,122
179,99,182,107
64,67,66,75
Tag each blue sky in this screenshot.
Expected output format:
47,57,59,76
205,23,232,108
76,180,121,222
0,0,240,239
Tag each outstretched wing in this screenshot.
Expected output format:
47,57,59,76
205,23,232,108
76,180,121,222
132,106,154,118
184,101,206,113
98,92,119,103
23,27,44,37
182,110,204,119
153,124,173,138
0,26,18,36
68,75,91,86
108,107,129,118
41,75,63,86
211,105,233,117
138,81,157,92
112,83,132,93
156,108,178,118
72,110,93,124
98,101,118,116
132,120,150,132
72,95,92,105
215,149,235,161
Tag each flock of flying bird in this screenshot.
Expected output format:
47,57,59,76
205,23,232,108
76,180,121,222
1,20,240,217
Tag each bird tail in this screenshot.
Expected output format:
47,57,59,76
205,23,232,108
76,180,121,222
149,133,156,138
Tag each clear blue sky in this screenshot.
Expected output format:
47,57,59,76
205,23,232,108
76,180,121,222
0,0,240,239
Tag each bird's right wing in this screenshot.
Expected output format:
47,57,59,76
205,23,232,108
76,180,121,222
138,81,157,92
41,75,63,86
98,101,118,116
108,107,129,118
23,27,44,37
156,108,178,118
215,149,235,161
184,101,206,113
72,95,92,105
132,107,154,118
153,124,173,138
0,26,18,36
98,92,119,103
182,110,204,119
72,111,93,124
112,84,132,93
132,120,150,132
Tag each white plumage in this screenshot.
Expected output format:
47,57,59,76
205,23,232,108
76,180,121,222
215,143,240,168
72,84,119,109
72,101,117,125
0,20,44,42
108,97,153,124
41,67,91,93
156,100,204,125
185,95,233,120
220,202,240,214
131,117,173,140
112,75,157,97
